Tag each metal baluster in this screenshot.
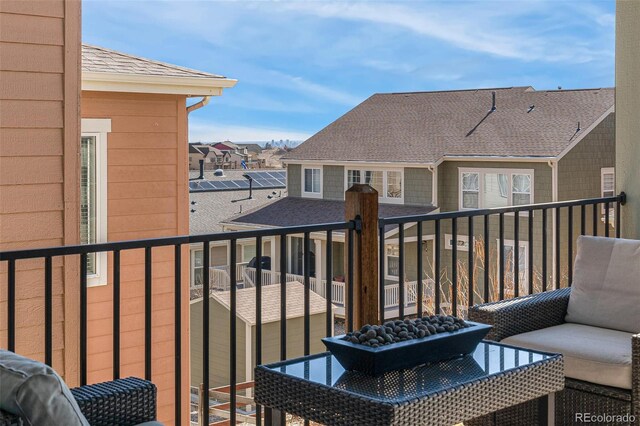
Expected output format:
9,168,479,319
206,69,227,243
605,201,610,237
279,237,287,360
528,211,534,295
580,205,586,236
303,233,311,356
202,242,210,417
44,256,52,366
7,259,15,352
514,212,519,298
326,231,333,337
451,218,458,316
417,221,423,317
468,217,474,312
592,203,598,236
435,220,441,314
555,208,561,289
174,245,182,426
379,223,385,322
80,253,87,385
542,209,548,292
483,215,490,303
113,250,121,379
230,240,237,425
616,199,621,238
568,207,573,285
144,247,152,381
255,237,263,426
398,224,405,318
499,213,505,301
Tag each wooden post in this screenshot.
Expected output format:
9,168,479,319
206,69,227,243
345,184,379,331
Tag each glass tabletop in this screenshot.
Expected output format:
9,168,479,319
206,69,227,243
263,341,557,403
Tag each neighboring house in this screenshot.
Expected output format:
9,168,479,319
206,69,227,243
221,86,615,316
190,282,330,389
189,143,230,170
237,143,263,155
188,170,285,291
0,27,236,426
214,140,241,152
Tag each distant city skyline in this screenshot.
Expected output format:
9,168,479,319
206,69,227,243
83,0,615,142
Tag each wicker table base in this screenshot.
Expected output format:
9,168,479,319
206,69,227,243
255,341,564,426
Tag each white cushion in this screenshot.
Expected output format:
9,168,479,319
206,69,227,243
565,236,640,333
502,323,633,389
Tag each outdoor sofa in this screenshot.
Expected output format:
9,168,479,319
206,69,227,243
0,350,160,426
467,235,639,425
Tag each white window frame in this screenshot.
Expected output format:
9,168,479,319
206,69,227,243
301,166,322,198
344,167,404,204
385,244,400,280
383,235,436,282
81,119,110,287
601,167,615,217
458,168,534,212
190,247,204,288
496,239,528,287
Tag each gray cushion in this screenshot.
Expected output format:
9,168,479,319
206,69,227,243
0,350,89,426
565,236,640,333
503,323,633,389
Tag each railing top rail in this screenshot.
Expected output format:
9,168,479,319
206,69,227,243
0,220,355,261
380,193,625,226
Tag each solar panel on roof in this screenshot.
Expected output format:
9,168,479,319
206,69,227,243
189,171,287,193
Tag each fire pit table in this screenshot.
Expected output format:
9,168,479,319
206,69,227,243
255,341,563,426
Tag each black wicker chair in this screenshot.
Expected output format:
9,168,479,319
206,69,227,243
466,288,639,426
0,377,157,426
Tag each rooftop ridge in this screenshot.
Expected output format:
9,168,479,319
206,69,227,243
381,86,532,96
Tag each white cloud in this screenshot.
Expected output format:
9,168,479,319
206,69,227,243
189,120,311,143
283,2,612,63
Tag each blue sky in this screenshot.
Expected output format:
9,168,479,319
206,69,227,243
82,0,615,143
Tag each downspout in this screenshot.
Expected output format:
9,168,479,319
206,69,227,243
187,96,211,114
427,165,438,208
548,160,558,286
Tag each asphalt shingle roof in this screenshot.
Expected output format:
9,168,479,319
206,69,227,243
226,196,436,228
284,87,614,163
82,44,226,79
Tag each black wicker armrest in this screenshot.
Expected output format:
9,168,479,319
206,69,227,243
468,288,571,341
633,333,639,418
70,377,157,426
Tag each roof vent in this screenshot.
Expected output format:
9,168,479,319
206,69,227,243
490,91,497,112
577,121,581,132
527,105,535,113
213,169,225,177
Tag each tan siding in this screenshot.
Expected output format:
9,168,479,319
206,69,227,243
0,0,79,387
0,12,64,45
82,91,189,425
0,42,64,73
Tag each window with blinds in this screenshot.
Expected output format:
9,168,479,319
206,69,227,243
81,136,97,275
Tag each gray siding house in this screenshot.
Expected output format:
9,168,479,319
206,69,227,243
221,86,615,316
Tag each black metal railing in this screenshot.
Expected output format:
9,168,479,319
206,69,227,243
0,193,626,425
379,193,626,320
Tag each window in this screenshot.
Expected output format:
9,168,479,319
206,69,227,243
601,168,615,197
192,249,204,287
459,168,533,210
347,170,361,188
81,119,109,286
386,244,400,278
512,174,532,205
500,241,528,288
346,169,402,202
242,243,256,263
461,173,479,208
303,167,321,196
386,171,402,198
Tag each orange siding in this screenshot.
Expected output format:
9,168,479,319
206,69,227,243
82,91,190,425
0,0,80,386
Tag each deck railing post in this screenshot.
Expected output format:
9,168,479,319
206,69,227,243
345,184,379,330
